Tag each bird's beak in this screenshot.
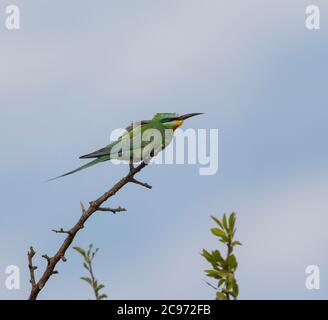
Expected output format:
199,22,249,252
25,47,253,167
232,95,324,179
178,113,204,120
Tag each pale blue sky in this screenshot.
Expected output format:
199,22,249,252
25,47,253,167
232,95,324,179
0,0,328,299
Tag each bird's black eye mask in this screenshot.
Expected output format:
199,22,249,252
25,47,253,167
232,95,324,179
125,114,204,130
160,117,179,123
160,113,204,123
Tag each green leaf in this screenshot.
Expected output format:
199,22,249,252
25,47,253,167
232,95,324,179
228,254,238,270
219,235,228,243
210,228,226,239
201,249,213,263
202,250,226,268
205,269,229,280
205,269,221,279
83,262,89,270
205,269,230,280
216,292,228,300
87,243,94,258
231,282,239,299
222,214,228,232
98,294,108,300
73,246,86,257
211,215,224,229
96,284,105,292
211,250,225,266
226,275,235,291
80,277,92,286
228,213,236,231
232,241,242,246
92,248,99,260
218,278,225,288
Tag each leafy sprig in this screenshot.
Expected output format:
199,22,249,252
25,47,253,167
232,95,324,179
202,212,242,300
73,244,108,300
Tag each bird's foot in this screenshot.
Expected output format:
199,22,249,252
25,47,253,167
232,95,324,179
129,161,135,173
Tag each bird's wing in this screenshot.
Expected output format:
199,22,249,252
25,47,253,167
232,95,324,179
124,120,150,133
112,123,151,152
79,121,153,159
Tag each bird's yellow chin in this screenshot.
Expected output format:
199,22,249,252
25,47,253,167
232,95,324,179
173,120,184,130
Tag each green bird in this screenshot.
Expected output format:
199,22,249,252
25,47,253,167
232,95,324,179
49,113,203,181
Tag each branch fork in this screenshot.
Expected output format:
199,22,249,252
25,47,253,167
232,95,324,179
28,161,151,300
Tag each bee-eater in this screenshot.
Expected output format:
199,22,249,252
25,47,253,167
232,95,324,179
49,113,203,181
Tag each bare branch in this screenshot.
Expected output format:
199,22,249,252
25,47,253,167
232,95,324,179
97,206,127,214
28,247,37,288
129,177,152,189
80,201,86,213
51,228,71,235
28,161,150,300
41,254,51,265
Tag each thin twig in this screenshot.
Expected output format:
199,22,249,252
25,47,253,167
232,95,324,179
28,247,37,288
80,201,86,213
86,256,99,300
202,279,218,291
28,161,150,300
41,254,51,265
51,228,71,235
97,206,127,214
130,177,152,189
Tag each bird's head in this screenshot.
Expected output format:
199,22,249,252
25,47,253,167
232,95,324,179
153,113,203,130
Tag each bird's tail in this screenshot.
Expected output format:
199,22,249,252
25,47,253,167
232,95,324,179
47,156,109,182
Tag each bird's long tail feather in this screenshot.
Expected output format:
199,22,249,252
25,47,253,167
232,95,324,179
47,156,108,182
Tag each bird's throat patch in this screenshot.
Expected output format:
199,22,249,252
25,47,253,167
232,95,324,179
173,120,184,130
